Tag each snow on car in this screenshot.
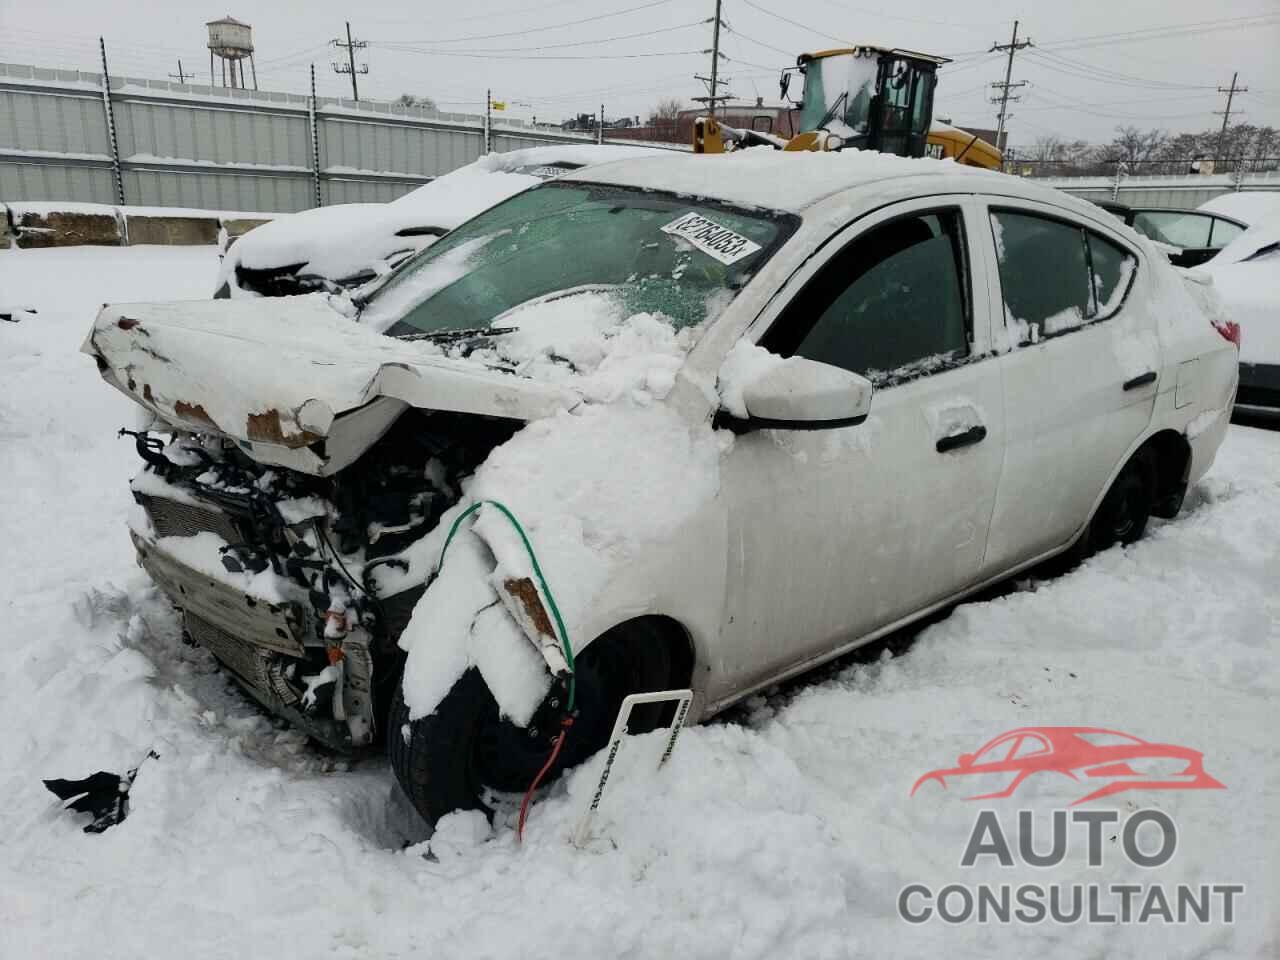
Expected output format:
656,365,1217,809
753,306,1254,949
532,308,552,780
82,149,1239,828
1198,210,1280,416
213,143,667,298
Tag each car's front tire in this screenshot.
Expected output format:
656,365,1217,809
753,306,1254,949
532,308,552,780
388,619,678,826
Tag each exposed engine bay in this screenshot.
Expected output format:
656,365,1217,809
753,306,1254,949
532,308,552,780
124,410,520,750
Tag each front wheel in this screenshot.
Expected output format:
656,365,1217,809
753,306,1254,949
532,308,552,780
388,620,676,826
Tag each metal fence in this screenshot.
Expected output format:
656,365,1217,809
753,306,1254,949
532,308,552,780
0,61,679,213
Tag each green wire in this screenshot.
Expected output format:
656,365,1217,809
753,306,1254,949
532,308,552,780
438,500,576,712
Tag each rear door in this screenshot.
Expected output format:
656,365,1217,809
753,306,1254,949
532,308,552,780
981,202,1156,572
713,197,1005,696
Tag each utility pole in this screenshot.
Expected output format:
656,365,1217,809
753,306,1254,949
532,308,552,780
693,0,731,115
98,37,125,206
169,59,187,84
1214,72,1247,163
990,19,1032,156
485,88,492,153
332,21,369,101
598,103,605,144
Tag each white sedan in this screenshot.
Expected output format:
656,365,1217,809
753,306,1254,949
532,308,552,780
85,151,1237,826
1199,207,1280,416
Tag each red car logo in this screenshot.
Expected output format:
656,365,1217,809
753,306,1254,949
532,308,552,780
911,727,1225,805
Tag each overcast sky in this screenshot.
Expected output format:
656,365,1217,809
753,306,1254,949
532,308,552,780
3,0,1277,147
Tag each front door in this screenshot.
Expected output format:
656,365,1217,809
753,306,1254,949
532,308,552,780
711,199,1005,702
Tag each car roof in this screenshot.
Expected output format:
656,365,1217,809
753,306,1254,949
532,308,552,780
560,149,1092,215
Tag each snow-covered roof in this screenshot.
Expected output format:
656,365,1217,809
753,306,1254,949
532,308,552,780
1197,190,1280,227
560,148,1007,213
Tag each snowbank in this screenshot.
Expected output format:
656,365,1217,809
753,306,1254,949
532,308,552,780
3,244,1275,960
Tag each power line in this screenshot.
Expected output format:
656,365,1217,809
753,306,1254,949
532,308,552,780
370,20,707,56
376,44,705,62
1038,12,1280,53
739,0,851,46
1026,49,1217,91
369,0,676,45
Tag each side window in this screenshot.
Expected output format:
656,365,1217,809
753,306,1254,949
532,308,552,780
1132,210,1213,248
1087,232,1136,320
991,210,1092,340
761,209,970,385
1209,217,1244,248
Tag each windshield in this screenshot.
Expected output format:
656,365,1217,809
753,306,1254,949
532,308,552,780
362,182,796,339
798,53,879,141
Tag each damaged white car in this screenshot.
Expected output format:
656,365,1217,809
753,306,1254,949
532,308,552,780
84,151,1238,826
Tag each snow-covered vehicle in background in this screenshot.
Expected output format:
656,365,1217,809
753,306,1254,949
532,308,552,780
1199,208,1280,417
213,144,665,299
83,151,1238,827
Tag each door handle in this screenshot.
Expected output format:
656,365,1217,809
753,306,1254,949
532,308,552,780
1123,371,1157,391
936,425,987,453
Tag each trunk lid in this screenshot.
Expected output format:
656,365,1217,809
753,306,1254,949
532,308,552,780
84,294,578,475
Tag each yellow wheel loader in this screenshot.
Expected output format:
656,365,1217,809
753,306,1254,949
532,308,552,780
693,46,1002,170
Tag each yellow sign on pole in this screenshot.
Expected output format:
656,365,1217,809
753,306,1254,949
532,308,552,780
491,100,507,111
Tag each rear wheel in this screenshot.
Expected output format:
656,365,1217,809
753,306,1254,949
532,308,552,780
388,619,678,826
1066,449,1156,566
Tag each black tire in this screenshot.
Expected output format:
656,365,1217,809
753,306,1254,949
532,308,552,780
389,619,676,826
1069,448,1156,564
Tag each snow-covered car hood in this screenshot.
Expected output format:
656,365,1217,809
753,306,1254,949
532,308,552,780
217,144,668,297
82,295,579,475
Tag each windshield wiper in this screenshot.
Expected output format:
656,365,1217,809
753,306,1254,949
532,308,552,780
397,326,518,343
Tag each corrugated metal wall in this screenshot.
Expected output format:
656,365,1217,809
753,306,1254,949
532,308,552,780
0,62,676,213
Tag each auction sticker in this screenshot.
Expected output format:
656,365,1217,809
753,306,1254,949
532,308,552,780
661,212,762,265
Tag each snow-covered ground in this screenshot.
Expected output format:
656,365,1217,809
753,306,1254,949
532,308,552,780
1,245,1276,959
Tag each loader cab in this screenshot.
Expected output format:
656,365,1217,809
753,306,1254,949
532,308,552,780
787,47,945,158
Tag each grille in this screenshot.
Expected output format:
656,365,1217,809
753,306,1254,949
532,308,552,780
139,494,240,542
186,613,300,706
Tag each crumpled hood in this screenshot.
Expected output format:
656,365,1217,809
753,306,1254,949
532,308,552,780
83,294,579,475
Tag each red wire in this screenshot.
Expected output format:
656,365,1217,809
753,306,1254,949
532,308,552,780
516,716,573,843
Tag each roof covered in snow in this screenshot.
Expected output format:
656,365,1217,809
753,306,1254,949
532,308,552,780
561,148,1015,213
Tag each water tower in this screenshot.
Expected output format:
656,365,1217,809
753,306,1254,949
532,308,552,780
206,15,257,90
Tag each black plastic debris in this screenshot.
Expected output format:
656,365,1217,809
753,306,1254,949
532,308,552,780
1,306,36,323
44,750,159,833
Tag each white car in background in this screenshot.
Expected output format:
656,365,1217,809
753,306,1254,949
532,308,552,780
1199,202,1280,417
85,152,1238,827
213,144,666,298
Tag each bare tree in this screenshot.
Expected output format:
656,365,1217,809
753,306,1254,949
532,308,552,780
397,93,438,111
646,97,685,142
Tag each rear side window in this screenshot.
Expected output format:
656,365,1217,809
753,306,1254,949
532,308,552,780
991,211,1092,338
762,209,970,385
1087,232,1135,319
991,209,1136,344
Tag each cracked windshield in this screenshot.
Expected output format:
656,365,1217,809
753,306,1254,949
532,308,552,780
361,182,793,338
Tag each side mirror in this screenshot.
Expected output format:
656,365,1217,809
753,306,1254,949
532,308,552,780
958,753,975,768
779,71,791,101
729,355,872,431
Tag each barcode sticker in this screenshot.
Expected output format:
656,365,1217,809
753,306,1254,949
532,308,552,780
660,212,762,265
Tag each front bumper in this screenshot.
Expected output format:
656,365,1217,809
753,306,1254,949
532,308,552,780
131,525,374,751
